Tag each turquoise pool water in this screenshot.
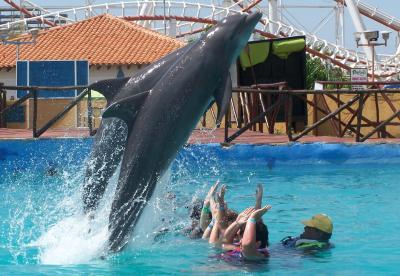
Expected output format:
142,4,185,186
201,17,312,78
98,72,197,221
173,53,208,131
0,139,399,274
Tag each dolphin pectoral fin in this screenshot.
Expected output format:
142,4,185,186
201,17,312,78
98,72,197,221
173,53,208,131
215,73,233,126
88,77,131,103
102,91,150,125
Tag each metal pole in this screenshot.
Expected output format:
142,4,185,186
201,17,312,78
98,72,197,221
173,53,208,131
163,0,166,35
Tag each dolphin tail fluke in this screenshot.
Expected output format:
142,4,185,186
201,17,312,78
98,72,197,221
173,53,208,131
88,77,131,103
215,73,232,126
102,91,150,126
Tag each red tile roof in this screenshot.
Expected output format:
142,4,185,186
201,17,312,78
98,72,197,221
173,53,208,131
0,14,185,69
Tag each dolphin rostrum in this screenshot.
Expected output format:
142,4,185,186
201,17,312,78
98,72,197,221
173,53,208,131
83,12,261,252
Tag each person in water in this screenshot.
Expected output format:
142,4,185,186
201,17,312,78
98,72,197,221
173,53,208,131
201,181,238,241
281,213,333,250
208,183,271,260
219,205,271,260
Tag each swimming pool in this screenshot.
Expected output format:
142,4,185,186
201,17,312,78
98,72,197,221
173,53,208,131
0,138,399,274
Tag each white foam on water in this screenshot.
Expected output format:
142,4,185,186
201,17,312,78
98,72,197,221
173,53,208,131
32,164,121,265
32,214,108,264
32,163,175,264
129,168,174,249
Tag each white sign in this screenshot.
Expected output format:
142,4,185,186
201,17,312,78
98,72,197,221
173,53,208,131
351,68,368,90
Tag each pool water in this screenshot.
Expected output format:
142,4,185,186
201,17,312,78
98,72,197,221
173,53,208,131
0,139,399,274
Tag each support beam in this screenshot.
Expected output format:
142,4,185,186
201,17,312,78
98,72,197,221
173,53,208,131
345,0,374,61
356,94,364,142
324,93,393,137
226,96,283,143
269,0,278,33
335,1,344,46
360,109,400,142
298,95,360,136
292,95,360,141
35,88,88,138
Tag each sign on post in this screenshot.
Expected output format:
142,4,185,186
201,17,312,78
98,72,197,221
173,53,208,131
351,68,368,90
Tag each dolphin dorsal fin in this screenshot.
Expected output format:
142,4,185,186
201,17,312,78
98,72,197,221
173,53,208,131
102,91,150,126
214,73,232,126
88,77,131,103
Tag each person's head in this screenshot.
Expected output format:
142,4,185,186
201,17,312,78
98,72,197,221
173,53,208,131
189,199,204,221
300,214,333,242
226,209,238,225
255,221,269,248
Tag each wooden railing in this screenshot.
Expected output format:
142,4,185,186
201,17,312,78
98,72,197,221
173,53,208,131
0,84,94,138
222,81,400,143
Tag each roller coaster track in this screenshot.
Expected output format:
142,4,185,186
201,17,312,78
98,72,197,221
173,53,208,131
3,0,56,27
335,0,400,32
0,1,398,77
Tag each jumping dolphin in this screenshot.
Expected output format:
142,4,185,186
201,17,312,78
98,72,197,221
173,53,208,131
82,45,190,214
99,12,262,252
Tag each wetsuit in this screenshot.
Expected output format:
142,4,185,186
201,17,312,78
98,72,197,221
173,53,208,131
281,236,330,250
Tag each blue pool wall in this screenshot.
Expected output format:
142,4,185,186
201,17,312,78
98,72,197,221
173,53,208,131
1,138,400,174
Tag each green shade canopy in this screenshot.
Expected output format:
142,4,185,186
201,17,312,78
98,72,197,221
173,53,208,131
239,37,306,69
272,38,306,59
239,42,270,69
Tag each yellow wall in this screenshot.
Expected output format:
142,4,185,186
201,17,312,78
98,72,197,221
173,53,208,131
28,98,78,129
77,99,106,129
307,93,400,138
4,98,108,130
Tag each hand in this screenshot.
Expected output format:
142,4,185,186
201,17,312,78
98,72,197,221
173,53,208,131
250,204,271,221
255,184,263,202
236,207,254,226
204,180,219,206
216,184,226,205
255,184,263,209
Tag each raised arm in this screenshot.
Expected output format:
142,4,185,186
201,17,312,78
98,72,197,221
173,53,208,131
223,207,254,244
209,185,227,244
200,181,219,231
241,204,271,259
255,184,263,210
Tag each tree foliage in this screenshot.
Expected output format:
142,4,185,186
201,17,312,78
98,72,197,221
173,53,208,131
306,56,348,89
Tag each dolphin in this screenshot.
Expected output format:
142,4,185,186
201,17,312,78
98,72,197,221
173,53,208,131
81,45,191,214
100,12,262,252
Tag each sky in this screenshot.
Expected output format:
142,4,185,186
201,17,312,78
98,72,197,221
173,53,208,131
1,0,399,55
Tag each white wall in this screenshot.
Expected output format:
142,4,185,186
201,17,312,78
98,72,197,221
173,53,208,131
0,69,17,100
89,65,142,84
0,65,143,99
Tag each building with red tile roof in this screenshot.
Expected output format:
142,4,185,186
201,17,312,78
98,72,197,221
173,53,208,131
0,14,185,70
0,14,185,130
